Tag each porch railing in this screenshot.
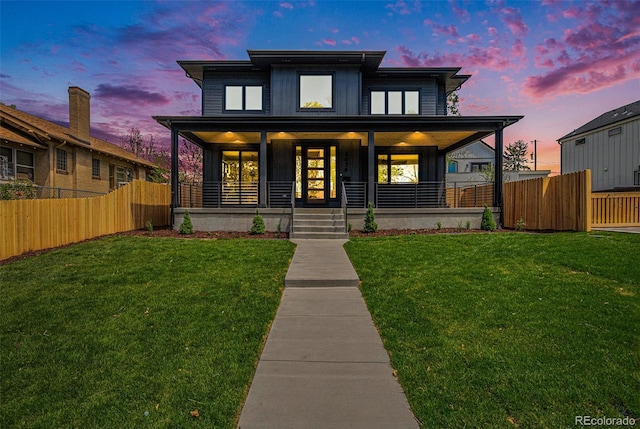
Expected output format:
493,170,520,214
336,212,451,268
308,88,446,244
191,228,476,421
177,180,494,209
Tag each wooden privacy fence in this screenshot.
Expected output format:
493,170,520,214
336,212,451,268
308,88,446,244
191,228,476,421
592,192,640,227
503,170,592,231
1,180,170,261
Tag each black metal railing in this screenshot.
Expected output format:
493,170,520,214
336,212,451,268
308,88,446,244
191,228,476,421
343,182,367,208
375,182,447,208
175,180,494,209
341,182,349,233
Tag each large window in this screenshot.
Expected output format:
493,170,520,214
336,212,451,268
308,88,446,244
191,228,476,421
470,162,491,172
300,75,333,109
371,90,419,115
378,154,419,183
0,146,35,181
225,86,263,111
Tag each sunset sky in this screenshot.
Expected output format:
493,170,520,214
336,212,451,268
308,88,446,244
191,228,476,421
2,0,639,174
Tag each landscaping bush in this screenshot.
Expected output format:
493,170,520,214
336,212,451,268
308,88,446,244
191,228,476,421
250,210,266,235
362,203,378,233
480,204,496,231
179,211,193,234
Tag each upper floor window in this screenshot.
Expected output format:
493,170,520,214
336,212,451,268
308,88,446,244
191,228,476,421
371,90,419,115
225,85,263,111
608,127,622,137
300,75,333,109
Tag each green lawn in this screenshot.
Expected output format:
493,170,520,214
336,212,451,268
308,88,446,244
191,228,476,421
0,236,295,428
345,232,640,428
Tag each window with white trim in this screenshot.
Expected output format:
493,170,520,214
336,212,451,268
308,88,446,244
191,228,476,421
225,85,263,111
371,90,419,115
1,146,35,181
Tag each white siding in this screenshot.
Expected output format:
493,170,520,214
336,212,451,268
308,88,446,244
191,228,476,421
561,117,640,191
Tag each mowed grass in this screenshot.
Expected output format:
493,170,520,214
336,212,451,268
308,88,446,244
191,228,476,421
345,232,640,428
0,236,295,428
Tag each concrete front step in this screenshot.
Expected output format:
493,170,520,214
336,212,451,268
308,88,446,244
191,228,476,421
290,232,350,240
294,225,346,233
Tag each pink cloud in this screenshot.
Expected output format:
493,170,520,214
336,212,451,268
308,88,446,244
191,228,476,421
449,0,471,23
280,2,294,9
322,39,336,46
498,7,528,36
523,53,640,100
386,0,420,15
273,10,283,18
525,0,640,99
466,34,481,43
424,20,460,38
488,27,498,37
396,43,526,72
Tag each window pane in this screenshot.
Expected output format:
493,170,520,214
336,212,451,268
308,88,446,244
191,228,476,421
16,150,33,166
225,86,243,110
245,86,262,110
377,154,389,183
296,146,302,198
300,75,332,108
447,161,457,173
241,152,259,182
330,146,337,198
388,91,402,114
222,151,240,181
56,149,67,171
92,158,100,178
371,91,386,114
390,154,419,183
405,91,419,114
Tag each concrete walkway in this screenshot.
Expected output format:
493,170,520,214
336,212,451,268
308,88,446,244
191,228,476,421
237,240,419,429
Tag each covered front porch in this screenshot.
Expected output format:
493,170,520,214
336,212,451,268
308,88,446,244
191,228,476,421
154,115,520,230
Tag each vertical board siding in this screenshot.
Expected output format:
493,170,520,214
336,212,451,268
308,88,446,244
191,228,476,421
591,192,640,227
560,118,639,191
1,180,171,261
503,170,592,231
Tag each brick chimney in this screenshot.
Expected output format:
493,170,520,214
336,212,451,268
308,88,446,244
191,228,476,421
68,86,91,141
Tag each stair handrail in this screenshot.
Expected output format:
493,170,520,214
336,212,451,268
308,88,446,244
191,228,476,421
341,182,349,234
290,181,295,235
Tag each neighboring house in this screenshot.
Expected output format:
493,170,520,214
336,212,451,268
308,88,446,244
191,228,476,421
558,100,640,192
447,140,550,185
1,87,155,193
154,50,523,230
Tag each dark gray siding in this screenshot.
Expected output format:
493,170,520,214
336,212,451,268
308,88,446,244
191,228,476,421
437,83,446,115
202,71,270,115
362,77,439,115
271,65,361,115
269,140,294,181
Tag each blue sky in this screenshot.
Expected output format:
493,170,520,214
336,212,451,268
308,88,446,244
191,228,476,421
2,0,640,173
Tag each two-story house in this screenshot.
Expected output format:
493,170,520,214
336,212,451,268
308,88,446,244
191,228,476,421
155,50,522,233
558,100,639,192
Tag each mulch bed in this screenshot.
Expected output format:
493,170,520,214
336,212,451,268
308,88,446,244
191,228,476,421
2,226,508,266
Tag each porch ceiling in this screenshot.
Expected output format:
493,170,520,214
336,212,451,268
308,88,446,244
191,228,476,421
191,130,480,150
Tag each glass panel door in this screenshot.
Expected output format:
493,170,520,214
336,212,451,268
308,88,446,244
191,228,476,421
306,148,326,203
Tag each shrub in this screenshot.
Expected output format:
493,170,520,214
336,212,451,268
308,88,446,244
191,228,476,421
250,210,266,235
436,221,442,231
516,218,526,232
145,219,154,234
362,203,378,233
480,204,496,231
179,211,194,234
0,179,36,200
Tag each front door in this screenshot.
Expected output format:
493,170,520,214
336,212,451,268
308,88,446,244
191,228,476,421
296,144,337,207
305,147,326,204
